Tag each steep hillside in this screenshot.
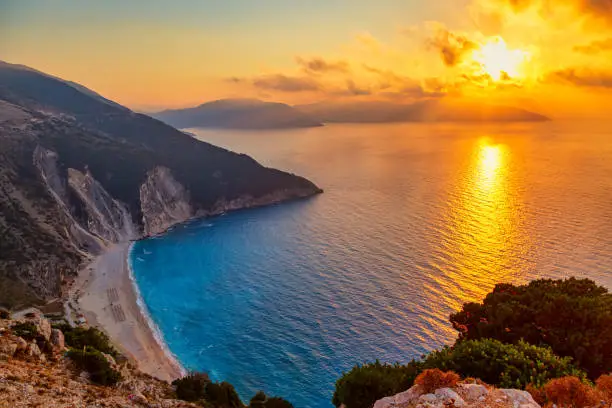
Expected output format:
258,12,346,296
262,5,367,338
0,62,322,308
153,99,323,129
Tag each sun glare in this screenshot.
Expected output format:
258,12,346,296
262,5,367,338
472,38,529,81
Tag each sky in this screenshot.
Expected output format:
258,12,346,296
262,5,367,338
2,0,612,117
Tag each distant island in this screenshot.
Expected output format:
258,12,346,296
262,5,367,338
153,98,549,130
152,99,324,129
295,99,550,124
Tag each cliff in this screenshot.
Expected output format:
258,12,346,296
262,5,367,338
0,61,322,308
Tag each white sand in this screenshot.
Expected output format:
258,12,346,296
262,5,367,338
75,243,184,382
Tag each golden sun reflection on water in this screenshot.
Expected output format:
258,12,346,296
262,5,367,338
430,138,529,320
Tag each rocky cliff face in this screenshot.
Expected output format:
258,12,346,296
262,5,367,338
0,60,322,308
140,167,193,236
67,168,137,243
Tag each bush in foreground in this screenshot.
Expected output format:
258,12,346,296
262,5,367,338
204,381,243,408
62,326,118,357
173,372,211,402
249,391,293,408
66,347,121,386
414,369,460,394
542,376,600,408
450,278,612,378
332,360,423,408
423,339,586,389
10,322,38,341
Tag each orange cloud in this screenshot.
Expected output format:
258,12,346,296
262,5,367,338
547,67,612,87
573,37,612,53
296,57,350,74
427,28,478,67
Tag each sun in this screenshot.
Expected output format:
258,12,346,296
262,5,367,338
472,37,530,81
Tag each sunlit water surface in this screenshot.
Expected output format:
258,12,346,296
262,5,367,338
131,122,612,408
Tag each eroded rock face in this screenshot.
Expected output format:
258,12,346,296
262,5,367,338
67,168,137,242
373,382,541,408
33,146,105,254
139,167,193,236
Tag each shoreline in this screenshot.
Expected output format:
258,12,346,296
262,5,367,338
73,242,185,382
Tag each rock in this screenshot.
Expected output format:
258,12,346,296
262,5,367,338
129,391,149,405
373,384,422,408
375,383,542,408
434,388,465,407
25,341,45,362
497,389,540,408
22,312,52,341
0,335,18,359
460,383,489,401
50,328,65,352
14,336,28,352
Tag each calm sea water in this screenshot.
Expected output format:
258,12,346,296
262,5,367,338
131,122,612,408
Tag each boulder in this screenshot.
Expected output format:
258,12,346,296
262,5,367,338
25,341,45,362
496,389,540,408
373,384,422,408
460,383,489,401
0,335,18,359
50,328,65,352
434,388,465,407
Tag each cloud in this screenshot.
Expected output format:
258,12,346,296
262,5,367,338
495,0,612,23
573,37,612,53
250,74,321,92
427,28,478,66
547,67,612,87
296,57,350,74
344,80,371,96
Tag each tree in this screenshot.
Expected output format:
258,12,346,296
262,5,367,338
172,372,211,402
450,278,612,378
332,360,423,408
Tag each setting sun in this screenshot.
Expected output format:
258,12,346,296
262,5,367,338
472,38,529,81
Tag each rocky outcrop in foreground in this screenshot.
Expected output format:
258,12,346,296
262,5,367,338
373,382,540,408
0,314,197,407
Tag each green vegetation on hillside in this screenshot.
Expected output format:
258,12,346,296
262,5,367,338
66,347,122,386
173,373,294,408
450,277,612,378
333,277,611,408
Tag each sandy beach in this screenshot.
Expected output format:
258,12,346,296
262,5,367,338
74,242,184,382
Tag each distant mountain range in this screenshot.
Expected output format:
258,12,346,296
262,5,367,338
296,100,550,124
153,99,324,129
153,98,549,130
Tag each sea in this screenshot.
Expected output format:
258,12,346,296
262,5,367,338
130,121,612,408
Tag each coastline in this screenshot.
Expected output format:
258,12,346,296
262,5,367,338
73,242,185,382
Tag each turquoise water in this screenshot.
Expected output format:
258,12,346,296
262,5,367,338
131,122,612,408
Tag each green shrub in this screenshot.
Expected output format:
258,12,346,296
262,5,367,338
248,391,293,408
332,360,423,408
262,397,294,408
249,391,268,408
11,322,38,341
450,278,612,378
423,339,587,388
63,327,118,357
66,346,121,386
172,372,211,402
204,381,244,408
